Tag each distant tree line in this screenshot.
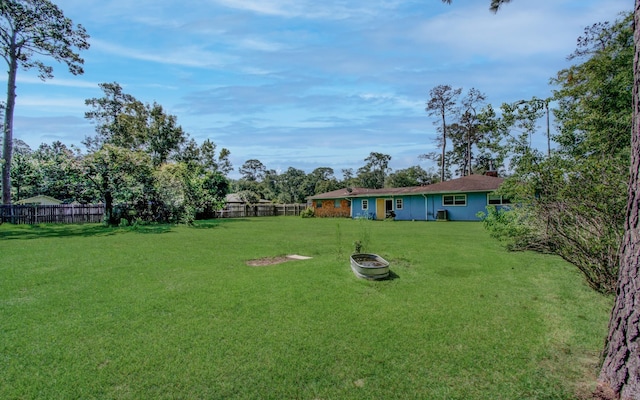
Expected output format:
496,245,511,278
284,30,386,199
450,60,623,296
6,12,631,239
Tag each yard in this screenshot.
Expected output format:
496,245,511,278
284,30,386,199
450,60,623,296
0,217,611,399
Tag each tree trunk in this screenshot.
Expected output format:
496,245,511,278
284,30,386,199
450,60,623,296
467,134,472,176
104,190,114,225
441,111,447,182
2,50,18,205
596,1,640,398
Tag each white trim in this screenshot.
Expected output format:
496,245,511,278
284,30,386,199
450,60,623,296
442,194,467,207
395,198,403,210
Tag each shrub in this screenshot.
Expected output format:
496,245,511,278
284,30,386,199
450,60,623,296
300,208,315,218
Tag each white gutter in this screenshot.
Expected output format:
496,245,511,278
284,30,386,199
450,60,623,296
422,194,429,221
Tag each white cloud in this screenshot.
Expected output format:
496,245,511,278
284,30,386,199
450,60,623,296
91,38,237,69
15,96,87,111
238,37,286,52
13,76,98,89
212,0,408,20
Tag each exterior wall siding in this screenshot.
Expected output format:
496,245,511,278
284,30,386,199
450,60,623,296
394,196,427,221
352,198,375,219
312,192,493,221
349,193,490,221
312,199,351,218
425,192,489,221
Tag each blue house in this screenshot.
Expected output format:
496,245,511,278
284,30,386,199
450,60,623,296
307,174,506,221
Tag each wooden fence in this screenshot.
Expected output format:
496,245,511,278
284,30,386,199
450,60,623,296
218,203,308,218
0,204,105,225
0,203,308,224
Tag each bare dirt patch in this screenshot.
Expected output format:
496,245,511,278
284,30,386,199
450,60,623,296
246,255,312,267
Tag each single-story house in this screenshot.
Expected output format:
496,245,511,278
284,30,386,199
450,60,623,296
14,195,63,205
307,174,507,221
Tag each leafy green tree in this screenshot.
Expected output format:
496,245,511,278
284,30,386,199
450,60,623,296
84,82,140,151
178,139,232,176
152,161,228,223
484,14,631,295
32,141,86,203
84,84,148,224
357,152,391,189
83,144,152,224
473,104,509,174
194,170,229,218
498,100,547,174
173,139,230,219
340,168,358,189
234,159,268,202
449,88,486,176
417,152,448,182
304,167,340,196
10,139,35,200
426,84,462,182
260,168,279,200
238,159,266,181
0,0,89,204
84,83,207,224
552,13,633,158
275,167,307,203
235,189,260,205
385,165,434,187
153,163,191,223
217,148,233,176
146,102,187,166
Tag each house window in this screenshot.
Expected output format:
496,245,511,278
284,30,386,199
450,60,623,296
395,198,403,210
362,199,369,210
334,199,341,208
443,194,466,206
487,194,511,205
316,200,322,208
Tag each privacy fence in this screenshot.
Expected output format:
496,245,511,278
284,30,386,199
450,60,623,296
0,203,308,225
217,203,308,218
0,204,105,225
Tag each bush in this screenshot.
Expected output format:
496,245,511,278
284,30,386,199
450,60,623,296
300,208,315,218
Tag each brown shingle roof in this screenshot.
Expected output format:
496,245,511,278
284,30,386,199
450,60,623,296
307,174,504,200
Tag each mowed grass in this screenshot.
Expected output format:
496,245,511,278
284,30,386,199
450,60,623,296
0,217,611,399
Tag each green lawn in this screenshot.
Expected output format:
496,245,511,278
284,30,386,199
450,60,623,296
0,217,611,399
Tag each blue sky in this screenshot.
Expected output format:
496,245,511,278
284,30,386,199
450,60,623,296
6,0,629,178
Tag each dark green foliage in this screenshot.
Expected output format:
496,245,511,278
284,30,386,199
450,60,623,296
385,165,435,187
552,13,633,158
81,83,230,225
1,0,89,204
479,12,632,295
426,84,462,181
357,152,392,189
300,207,315,218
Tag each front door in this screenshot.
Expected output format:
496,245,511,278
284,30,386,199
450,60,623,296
376,199,394,220
376,199,385,220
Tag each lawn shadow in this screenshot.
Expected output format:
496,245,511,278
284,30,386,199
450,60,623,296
126,224,174,234
1,218,259,240
192,218,254,229
0,223,173,240
384,270,400,280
